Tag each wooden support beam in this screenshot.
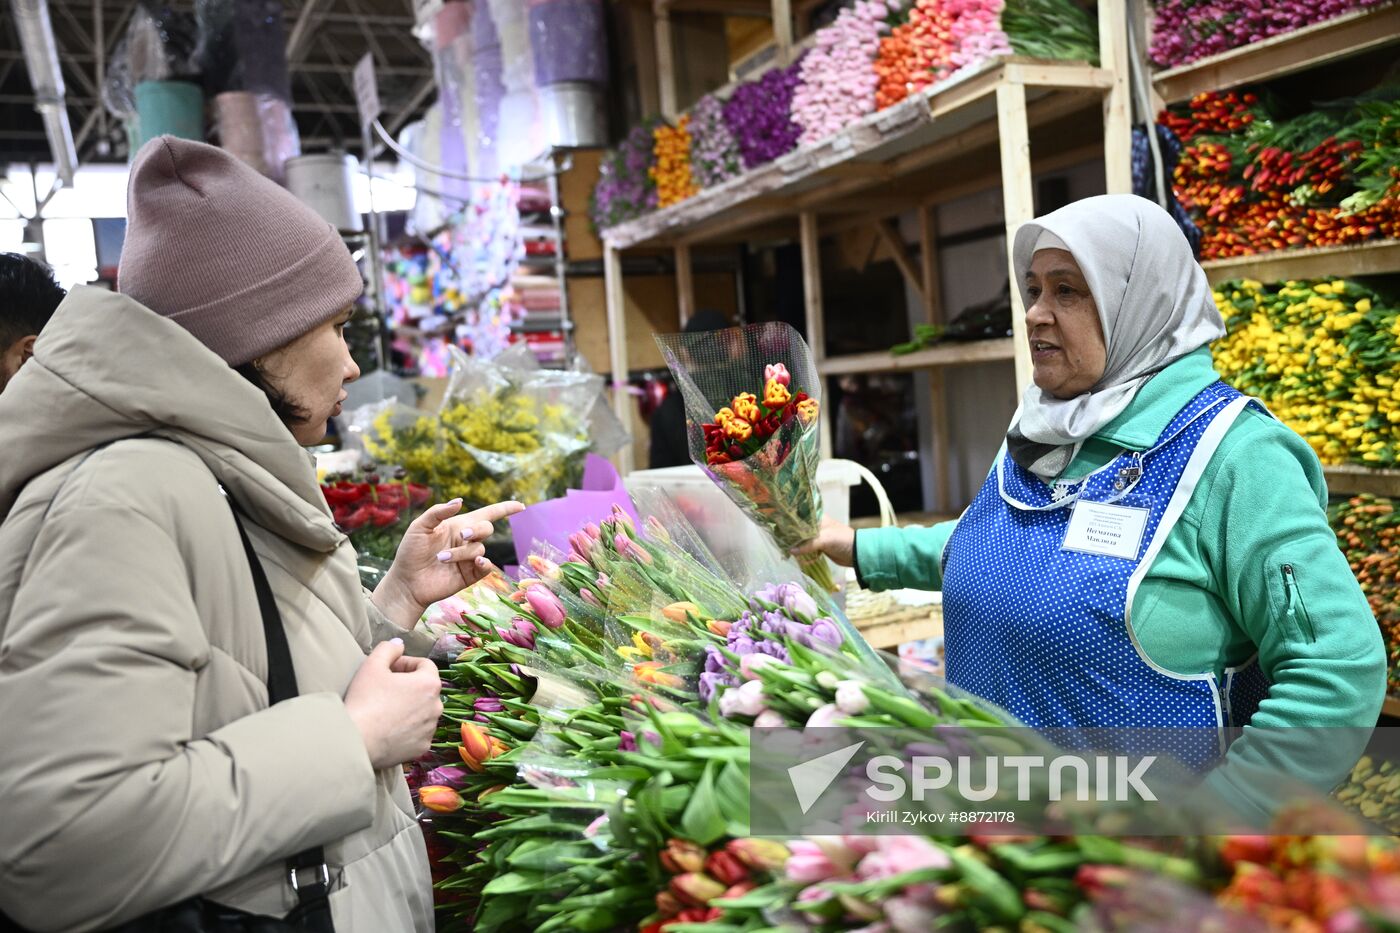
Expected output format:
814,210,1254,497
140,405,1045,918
604,244,636,474
918,208,942,325
799,211,832,460
772,0,793,63
654,5,678,119
873,219,924,305
919,206,951,513
996,81,1035,396
1098,0,1132,193
675,243,695,327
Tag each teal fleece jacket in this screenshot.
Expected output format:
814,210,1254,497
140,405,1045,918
856,348,1386,806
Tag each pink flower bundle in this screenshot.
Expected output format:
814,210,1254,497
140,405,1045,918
790,0,899,146
946,0,1013,72
1149,0,1386,69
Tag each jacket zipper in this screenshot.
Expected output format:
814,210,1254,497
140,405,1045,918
1281,564,1315,642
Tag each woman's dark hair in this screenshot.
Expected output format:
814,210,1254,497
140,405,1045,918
235,361,312,426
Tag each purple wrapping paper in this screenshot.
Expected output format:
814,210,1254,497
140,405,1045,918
509,454,640,565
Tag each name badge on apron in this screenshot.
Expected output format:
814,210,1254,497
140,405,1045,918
1062,499,1149,560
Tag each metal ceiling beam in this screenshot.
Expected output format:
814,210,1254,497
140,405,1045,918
285,0,327,65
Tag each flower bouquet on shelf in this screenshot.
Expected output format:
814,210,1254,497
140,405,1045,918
320,463,433,562
656,322,836,592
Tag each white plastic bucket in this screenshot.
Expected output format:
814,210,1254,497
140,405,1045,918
286,153,362,233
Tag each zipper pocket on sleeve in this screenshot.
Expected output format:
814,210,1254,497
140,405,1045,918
1280,564,1316,644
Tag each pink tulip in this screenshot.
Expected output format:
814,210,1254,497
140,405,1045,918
855,836,951,882
524,586,566,629
806,703,847,729
764,362,792,387
786,841,842,884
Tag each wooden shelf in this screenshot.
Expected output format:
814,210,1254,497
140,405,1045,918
602,58,1113,250
1324,465,1400,498
818,338,1015,376
1153,5,1400,105
1384,695,1400,719
1201,240,1400,286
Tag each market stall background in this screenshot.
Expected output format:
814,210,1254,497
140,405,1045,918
4,0,1400,928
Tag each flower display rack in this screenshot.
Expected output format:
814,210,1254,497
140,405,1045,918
1152,3,1400,106
600,0,1133,475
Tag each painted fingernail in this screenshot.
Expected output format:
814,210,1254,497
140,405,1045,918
476,557,489,567
390,637,403,645
437,550,453,562
461,529,475,542
449,497,463,505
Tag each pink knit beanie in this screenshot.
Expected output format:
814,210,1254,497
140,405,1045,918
118,136,364,367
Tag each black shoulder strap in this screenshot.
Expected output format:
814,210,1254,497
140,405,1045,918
224,499,335,932
226,500,299,704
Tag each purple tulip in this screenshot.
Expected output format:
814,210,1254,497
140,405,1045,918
498,616,538,650
618,730,638,752
475,696,505,713
426,764,471,789
809,618,844,648
722,55,807,169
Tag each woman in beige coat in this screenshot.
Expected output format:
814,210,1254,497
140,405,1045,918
0,137,519,931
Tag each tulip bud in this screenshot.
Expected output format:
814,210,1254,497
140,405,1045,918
670,872,726,907
704,850,751,886
707,619,733,637
835,680,870,715
418,785,465,813
580,588,602,609
654,892,683,917
662,601,700,624
739,653,777,680
524,585,567,629
727,838,791,872
526,554,561,581
644,515,673,544
425,764,470,789
611,504,635,534
477,784,507,803
460,722,493,767
660,839,708,875
753,709,786,728
474,696,505,713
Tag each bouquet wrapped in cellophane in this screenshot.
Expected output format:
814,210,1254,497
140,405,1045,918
411,491,1397,933
343,344,628,510
656,322,836,591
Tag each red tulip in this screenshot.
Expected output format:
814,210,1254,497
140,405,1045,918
704,850,750,886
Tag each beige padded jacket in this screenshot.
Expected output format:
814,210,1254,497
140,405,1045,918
0,288,435,932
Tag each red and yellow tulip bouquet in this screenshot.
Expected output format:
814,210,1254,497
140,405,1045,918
657,322,836,591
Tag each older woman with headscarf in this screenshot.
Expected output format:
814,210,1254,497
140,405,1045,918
800,194,1385,810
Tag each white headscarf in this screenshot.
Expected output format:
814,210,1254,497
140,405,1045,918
1006,194,1225,480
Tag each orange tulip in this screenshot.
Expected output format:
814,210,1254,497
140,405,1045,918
797,398,820,425
662,601,700,624
418,785,465,813
763,379,792,408
460,721,494,766
634,661,684,689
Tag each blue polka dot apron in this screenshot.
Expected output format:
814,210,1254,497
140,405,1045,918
941,381,1271,767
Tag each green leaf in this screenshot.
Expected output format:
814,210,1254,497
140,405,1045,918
680,761,729,845
481,870,544,895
